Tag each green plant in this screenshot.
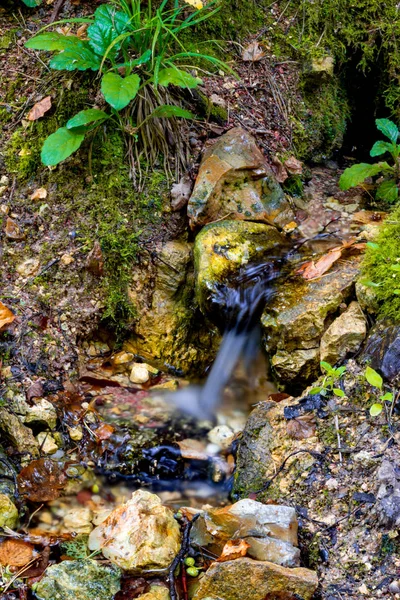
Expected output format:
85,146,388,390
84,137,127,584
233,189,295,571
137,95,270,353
363,366,393,416
339,118,400,204
25,0,230,179
310,361,346,397
21,0,41,5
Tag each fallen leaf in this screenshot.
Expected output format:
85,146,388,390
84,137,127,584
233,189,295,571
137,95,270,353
30,187,47,201
22,546,50,579
17,458,66,502
284,156,303,175
5,217,24,240
27,96,52,122
242,41,265,62
26,380,44,401
298,248,342,280
171,175,193,211
352,210,387,224
85,241,104,276
177,438,208,460
76,24,88,39
0,539,35,567
95,423,115,441
0,301,15,331
287,414,316,440
218,539,250,561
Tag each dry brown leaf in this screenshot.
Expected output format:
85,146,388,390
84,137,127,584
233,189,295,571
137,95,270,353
95,423,115,441
17,458,66,502
30,187,47,201
242,41,265,62
297,248,342,280
287,414,316,440
0,301,15,331
218,539,250,561
76,24,88,39
0,539,35,567
5,217,24,241
27,96,52,122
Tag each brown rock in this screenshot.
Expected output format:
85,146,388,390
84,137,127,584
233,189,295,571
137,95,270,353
0,408,39,457
5,217,24,240
187,127,294,229
193,557,318,600
320,301,367,365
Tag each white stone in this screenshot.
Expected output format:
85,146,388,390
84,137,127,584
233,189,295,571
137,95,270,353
207,425,235,449
36,432,58,454
129,363,150,384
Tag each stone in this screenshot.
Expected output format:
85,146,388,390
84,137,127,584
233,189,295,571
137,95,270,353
63,507,93,534
68,426,83,441
310,56,334,76
0,494,19,529
23,398,57,430
360,322,400,382
188,127,294,229
207,425,235,449
34,559,121,600
376,460,400,527
0,408,39,457
126,240,219,374
356,281,379,314
194,220,286,313
137,585,170,600
320,301,367,365
88,490,181,571
192,557,318,600
36,432,58,454
262,256,361,388
129,363,150,384
16,258,40,277
246,536,300,567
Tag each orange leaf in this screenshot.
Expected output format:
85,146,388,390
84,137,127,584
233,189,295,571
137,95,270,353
242,41,265,62
0,539,35,567
0,301,15,331
287,414,316,440
298,248,342,280
218,539,250,562
27,96,52,122
95,423,114,441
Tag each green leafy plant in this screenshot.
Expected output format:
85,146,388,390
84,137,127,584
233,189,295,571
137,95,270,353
363,366,393,416
339,118,400,204
25,0,230,181
21,0,41,6
310,361,346,397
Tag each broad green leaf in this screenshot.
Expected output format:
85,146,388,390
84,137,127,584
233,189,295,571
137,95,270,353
380,392,393,401
25,32,84,51
390,264,400,271
366,242,379,250
158,68,202,88
309,387,322,395
365,366,383,389
339,163,384,190
50,44,101,71
22,0,41,6
376,179,399,203
369,403,383,417
370,140,395,157
67,109,109,129
41,127,85,166
101,73,140,110
394,290,400,295
376,118,399,143
320,361,334,374
335,366,347,376
149,105,195,119
361,279,382,287
87,5,130,58
333,388,345,397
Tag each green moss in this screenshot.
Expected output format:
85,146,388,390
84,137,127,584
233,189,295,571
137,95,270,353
361,205,400,320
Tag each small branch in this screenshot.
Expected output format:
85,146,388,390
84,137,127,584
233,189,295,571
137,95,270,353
49,0,66,23
334,414,343,463
169,514,201,600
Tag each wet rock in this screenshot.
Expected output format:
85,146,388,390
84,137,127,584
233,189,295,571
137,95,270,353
194,220,285,312
0,408,39,457
246,536,300,567
188,127,294,229
233,402,273,499
310,56,334,76
23,398,57,430
88,490,181,571
320,301,367,365
171,174,193,211
63,507,93,534
262,257,361,388
126,240,219,374
360,322,400,382
137,585,170,600
36,431,58,454
130,363,150,384
34,559,121,600
192,557,318,600
0,493,19,529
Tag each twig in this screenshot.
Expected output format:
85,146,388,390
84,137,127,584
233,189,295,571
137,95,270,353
169,514,200,600
49,0,66,23
334,414,343,463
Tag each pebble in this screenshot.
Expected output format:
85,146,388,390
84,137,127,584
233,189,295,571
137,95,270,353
207,425,235,449
69,426,83,441
389,581,400,594
129,363,150,384
36,432,59,454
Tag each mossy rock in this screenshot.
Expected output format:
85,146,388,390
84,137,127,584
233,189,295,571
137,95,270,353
194,220,286,314
0,493,19,529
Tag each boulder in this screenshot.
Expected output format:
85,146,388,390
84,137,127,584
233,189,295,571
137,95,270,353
262,256,361,388
246,536,300,567
23,398,58,430
0,493,19,529
194,220,286,313
88,490,181,572
320,301,366,365
187,127,294,229
126,240,219,374
0,408,39,457
360,322,400,382
192,557,318,600
34,559,121,600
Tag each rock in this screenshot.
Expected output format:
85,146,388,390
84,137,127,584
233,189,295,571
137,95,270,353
69,426,83,441
88,490,181,571
246,536,300,567
23,398,57,430
320,301,367,365
4,217,24,240
376,460,400,526
171,174,193,211
262,256,361,388
187,127,294,229
207,425,235,449
126,240,219,374
137,585,170,600
0,408,39,457
16,258,40,277
63,507,93,534
0,494,19,529
310,56,334,76
194,220,286,313
129,363,150,384
356,281,379,314
36,432,58,454
34,559,121,600
233,402,273,499
360,322,400,382
192,557,318,600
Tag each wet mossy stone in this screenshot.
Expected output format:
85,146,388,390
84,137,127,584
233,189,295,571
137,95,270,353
34,559,121,600
194,220,286,314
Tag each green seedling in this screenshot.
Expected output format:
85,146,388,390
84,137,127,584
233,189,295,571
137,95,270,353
310,361,346,397
364,365,393,416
